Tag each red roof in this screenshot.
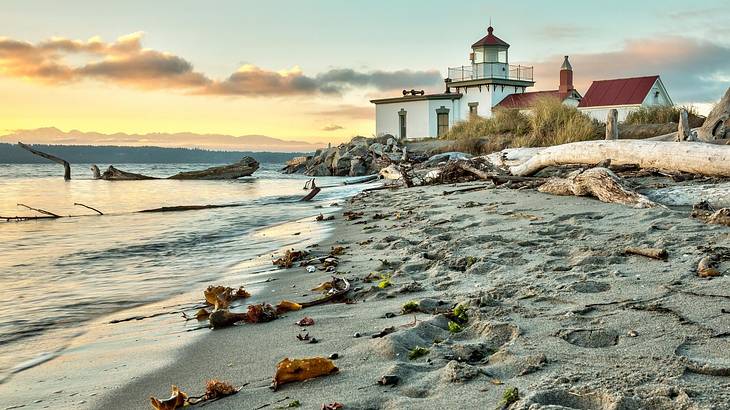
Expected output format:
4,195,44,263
472,26,509,48
495,90,561,109
578,75,659,108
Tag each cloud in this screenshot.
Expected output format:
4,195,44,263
0,32,442,97
321,124,344,131
309,104,374,120
531,36,730,103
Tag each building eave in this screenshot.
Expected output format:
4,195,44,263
370,93,463,104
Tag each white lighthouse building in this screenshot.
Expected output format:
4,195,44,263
371,25,535,139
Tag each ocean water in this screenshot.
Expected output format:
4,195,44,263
0,162,369,377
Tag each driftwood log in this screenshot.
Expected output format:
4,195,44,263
510,140,730,177
625,247,668,260
697,87,730,141
642,183,730,208
91,157,260,180
537,167,659,208
169,157,259,180
18,142,71,180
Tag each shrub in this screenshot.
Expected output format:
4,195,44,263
625,105,701,126
441,108,531,141
515,96,600,147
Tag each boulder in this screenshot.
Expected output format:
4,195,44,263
349,156,368,176
281,156,310,174
370,143,385,157
306,162,332,176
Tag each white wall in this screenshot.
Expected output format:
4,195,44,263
375,99,457,139
579,106,640,123
456,84,526,122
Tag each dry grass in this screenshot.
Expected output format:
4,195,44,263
440,96,601,154
625,105,703,127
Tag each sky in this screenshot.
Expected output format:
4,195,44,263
1,0,729,146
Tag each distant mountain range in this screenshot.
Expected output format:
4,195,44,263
0,127,325,153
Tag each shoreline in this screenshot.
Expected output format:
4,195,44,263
0,203,343,410
97,182,728,409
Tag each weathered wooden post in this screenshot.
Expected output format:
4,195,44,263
605,109,619,140
676,108,690,141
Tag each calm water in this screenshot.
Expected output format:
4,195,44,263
0,163,367,375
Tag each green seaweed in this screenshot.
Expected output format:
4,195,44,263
448,321,463,333
408,346,429,360
377,272,392,289
401,300,419,314
465,256,477,268
452,303,469,324
497,387,519,409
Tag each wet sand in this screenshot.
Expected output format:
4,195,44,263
12,182,730,409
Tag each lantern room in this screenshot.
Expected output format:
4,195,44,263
470,26,509,65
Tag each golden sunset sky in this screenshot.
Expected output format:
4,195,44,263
1,0,728,146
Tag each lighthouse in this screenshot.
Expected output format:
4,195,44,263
446,25,535,118
370,24,535,139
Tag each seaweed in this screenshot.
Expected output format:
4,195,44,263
408,346,430,360
497,387,519,409
401,300,419,314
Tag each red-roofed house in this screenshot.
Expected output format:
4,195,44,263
577,75,673,121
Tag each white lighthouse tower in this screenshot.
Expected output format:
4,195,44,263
446,25,535,119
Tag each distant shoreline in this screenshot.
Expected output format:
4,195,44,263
0,143,309,164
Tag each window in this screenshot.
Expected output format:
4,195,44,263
436,106,450,137
398,109,407,139
468,102,479,117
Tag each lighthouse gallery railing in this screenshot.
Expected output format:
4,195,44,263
447,63,533,82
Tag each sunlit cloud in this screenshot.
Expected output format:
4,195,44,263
0,32,442,97
530,36,730,103
321,124,344,131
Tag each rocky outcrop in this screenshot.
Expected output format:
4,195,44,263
282,135,406,176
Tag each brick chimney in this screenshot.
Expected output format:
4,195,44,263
559,55,573,99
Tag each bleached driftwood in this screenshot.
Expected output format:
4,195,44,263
676,109,692,142
483,147,544,168
510,140,730,177
697,87,729,141
642,183,730,208
606,109,619,140
18,142,71,180
537,167,659,208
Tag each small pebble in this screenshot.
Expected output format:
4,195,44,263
329,353,339,360
309,337,319,344
353,332,361,338
378,375,399,386
384,312,396,318
627,330,639,337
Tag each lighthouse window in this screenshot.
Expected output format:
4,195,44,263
468,102,479,117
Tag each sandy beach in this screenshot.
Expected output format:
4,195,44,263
76,181,729,409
